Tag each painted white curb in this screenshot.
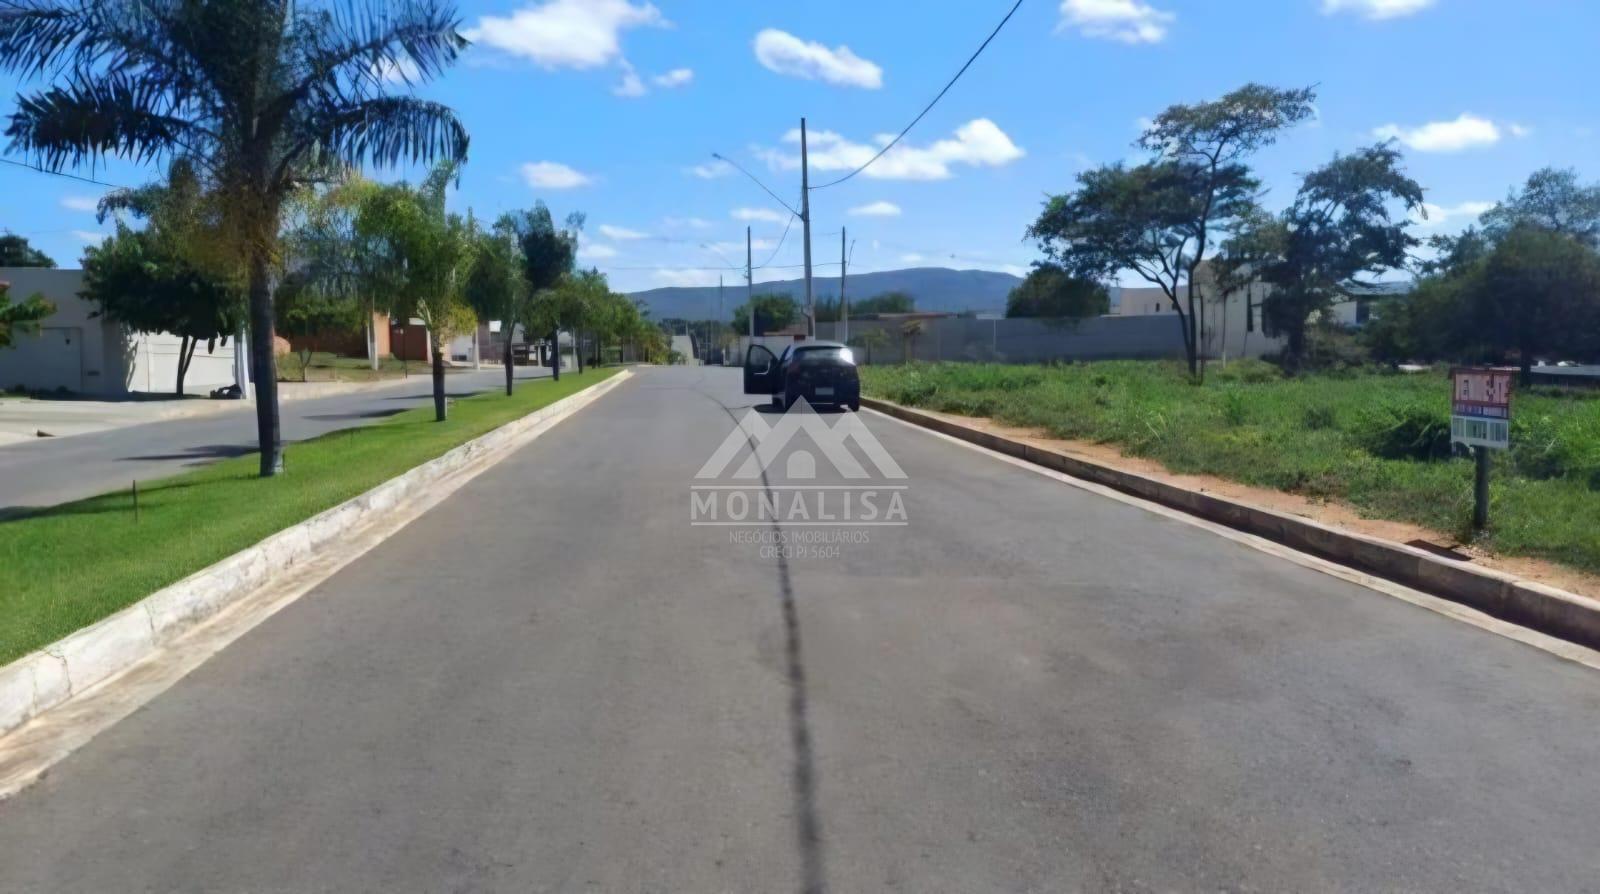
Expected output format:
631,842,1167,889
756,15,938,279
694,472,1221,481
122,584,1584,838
0,371,632,739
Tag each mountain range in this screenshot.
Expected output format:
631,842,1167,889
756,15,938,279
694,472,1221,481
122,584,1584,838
627,267,1023,321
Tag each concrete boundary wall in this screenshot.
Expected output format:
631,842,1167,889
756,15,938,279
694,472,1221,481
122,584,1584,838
0,371,633,739
863,396,1600,652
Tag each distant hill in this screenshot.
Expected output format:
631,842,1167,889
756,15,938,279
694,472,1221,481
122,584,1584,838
628,267,1022,321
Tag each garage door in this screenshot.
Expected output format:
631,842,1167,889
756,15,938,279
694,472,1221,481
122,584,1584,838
4,327,83,393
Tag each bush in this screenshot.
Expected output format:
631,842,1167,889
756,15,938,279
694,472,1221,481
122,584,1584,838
1352,401,1454,461
1512,412,1600,483
1302,404,1338,430
1219,389,1249,426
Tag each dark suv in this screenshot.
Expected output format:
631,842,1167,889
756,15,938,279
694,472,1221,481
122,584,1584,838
744,341,861,411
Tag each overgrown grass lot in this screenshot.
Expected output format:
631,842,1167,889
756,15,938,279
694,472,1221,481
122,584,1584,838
862,361,1600,574
0,369,619,666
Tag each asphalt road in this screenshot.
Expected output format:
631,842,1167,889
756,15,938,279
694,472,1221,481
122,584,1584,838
0,366,552,511
2,366,1598,892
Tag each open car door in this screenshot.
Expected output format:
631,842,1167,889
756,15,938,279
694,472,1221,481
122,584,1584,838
744,344,780,395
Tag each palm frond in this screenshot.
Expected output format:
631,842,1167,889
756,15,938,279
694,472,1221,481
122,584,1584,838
6,70,206,169
285,0,466,108
285,95,466,186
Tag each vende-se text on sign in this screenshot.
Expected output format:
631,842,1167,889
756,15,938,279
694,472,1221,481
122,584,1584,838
1451,367,1512,450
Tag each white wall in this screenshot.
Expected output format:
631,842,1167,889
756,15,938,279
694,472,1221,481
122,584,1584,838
0,267,237,396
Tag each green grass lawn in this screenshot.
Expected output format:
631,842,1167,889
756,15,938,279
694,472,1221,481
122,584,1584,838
862,360,1600,574
0,369,620,666
277,351,413,383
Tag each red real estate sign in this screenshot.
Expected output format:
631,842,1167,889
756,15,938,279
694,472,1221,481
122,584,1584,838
1451,367,1512,450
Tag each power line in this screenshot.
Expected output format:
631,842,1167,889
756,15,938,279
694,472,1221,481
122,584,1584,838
0,157,127,189
810,0,1026,191
753,213,796,270
710,152,801,218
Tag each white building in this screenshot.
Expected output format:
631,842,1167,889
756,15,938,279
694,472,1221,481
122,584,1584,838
1110,267,1406,361
0,267,239,396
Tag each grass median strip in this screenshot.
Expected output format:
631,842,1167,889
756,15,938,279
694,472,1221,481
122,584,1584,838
862,361,1600,575
0,369,619,666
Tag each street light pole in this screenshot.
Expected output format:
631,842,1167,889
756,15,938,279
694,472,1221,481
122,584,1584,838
800,117,814,338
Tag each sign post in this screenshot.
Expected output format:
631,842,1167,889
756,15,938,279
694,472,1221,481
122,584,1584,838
1450,367,1512,531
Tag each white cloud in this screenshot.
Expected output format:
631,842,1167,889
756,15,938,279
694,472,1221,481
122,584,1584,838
599,224,650,240
579,243,619,259
613,62,647,97
849,201,902,217
663,216,713,230
900,253,927,264
653,68,693,88
753,29,883,89
520,161,593,189
1374,114,1501,153
688,160,732,179
72,230,107,244
1509,123,1533,139
1321,0,1435,20
465,0,666,69
371,57,422,84
1057,0,1175,44
760,119,1024,181
60,195,100,212
732,207,788,223
1412,200,1495,230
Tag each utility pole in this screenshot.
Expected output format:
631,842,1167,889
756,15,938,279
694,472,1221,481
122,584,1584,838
800,117,815,338
746,226,755,340
717,275,723,365
840,226,849,345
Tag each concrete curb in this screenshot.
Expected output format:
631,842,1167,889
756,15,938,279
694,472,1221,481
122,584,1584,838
863,396,1600,652
0,371,632,738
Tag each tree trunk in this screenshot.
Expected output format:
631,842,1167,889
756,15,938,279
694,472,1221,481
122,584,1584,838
1286,322,1307,376
431,339,447,422
503,332,514,396
1519,354,1533,388
575,331,584,374
550,329,561,382
175,335,195,397
248,250,283,477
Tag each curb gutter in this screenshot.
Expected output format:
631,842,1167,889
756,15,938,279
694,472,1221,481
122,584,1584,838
0,372,633,739
863,396,1600,652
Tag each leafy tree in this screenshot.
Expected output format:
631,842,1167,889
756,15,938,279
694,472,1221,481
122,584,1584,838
540,268,608,375
275,274,365,381
1005,263,1109,319
854,291,915,316
1220,143,1424,370
1030,84,1316,380
1481,168,1600,248
0,234,55,267
465,214,530,394
509,203,581,381
1462,226,1600,383
0,0,470,476
731,293,798,334
0,281,51,348
279,174,385,371
357,163,476,421
82,224,241,394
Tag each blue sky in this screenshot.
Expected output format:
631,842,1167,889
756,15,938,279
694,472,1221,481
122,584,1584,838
2,0,1595,294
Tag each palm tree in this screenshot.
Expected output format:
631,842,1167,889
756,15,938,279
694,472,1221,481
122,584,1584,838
0,0,470,476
